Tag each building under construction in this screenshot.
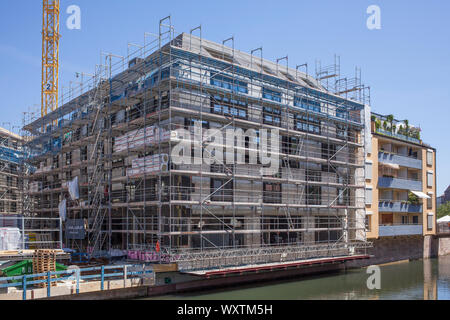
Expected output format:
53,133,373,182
23,19,372,271
0,128,23,218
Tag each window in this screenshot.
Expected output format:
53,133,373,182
427,172,433,188
293,97,320,113
427,214,434,231
263,183,282,204
211,96,248,119
306,186,321,205
81,146,88,162
262,88,282,103
143,67,171,88
315,216,342,242
65,152,72,166
401,216,409,225
185,118,210,130
412,216,419,225
365,188,373,205
365,162,373,180
427,193,433,210
336,108,349,120
53,155,59,169
336,124,349,140
321,143,337,160
10,164,17,174
365,215,371,232
210,179,233,202
338,188,350,206
409,148,418,159
210,74,248,94
427,151,433,166
263,106,281,126
306,170,321,182
294,114,321,134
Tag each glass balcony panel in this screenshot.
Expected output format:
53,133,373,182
378,152,422,170
378,201,422,213
378,177,422,191
379,224,423,237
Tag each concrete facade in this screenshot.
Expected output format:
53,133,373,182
438,237,450,256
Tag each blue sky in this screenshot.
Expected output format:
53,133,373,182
0,0,449,194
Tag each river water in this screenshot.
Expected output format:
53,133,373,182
151,256,450,300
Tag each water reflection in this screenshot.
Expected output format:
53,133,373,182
438,257,450,300
423,258,437,300
148,256,450,300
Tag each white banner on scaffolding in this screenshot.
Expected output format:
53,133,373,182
59,199,67,222
68,176,80,200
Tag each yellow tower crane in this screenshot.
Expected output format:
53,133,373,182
41,0,60,119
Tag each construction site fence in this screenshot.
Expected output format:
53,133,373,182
0,216,62,250
0,264,154,300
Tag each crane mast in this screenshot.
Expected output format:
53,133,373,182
41,0,60,119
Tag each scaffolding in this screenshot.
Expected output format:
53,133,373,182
0,128,24,217
23,18,371,271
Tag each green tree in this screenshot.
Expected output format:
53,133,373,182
375,119,381,130
437,202,450,219
387,114,394,133
403,119,410,136
408,192,420,205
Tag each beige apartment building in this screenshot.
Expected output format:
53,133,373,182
365,113,436,240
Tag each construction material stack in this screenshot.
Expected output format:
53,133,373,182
113,125,171,153
32,249,57,288
127,154,169,176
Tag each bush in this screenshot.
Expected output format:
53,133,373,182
408,192,420,205
437,202,450,219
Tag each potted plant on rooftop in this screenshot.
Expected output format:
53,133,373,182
387,114,394,133
375,118,381,130
403,119,410,137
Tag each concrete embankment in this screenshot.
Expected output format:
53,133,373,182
346,234,450,269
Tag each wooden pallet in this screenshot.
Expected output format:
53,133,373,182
32,250,57,288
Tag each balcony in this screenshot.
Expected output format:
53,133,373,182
379,224,423,237
378,152,422,170
378,201,423,213
378,177,422,191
